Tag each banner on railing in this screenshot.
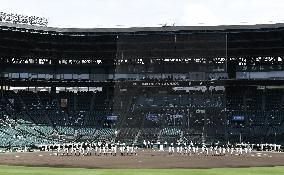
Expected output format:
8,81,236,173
146,114,159,121
232,116,245,121
107,116,118,121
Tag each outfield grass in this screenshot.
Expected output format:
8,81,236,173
0,165,283,175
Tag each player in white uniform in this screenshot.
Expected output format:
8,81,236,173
177,142,180,154
201,146,205,155
120,143,125,156
94,143,98,155
210,146,213,156
192,146,196,155
113,143,117,156
86,143,91,156
218,147,222,155
170,143,174,155
239,147,243,155
222,147,226,155
80,143,85,156
168,144,172,155
183,142,187,155
206,146,209,156
244,147,248,154
102,143,106,155
130,143,134,154
179,143,183,155
188,145,192,156
98,142,102,155
226,146,230,155
248,146,252,154
230,147,234,155
143,140,147,149
126,145,130,155
196,146,200,156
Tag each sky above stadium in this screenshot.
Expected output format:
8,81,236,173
1,0,284,28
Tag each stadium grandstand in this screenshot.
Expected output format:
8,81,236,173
0,21,283,150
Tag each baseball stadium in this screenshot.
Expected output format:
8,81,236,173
0,12,284,175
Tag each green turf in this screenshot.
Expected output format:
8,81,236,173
0,165,283,175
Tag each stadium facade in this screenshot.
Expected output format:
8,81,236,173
0,22,283,147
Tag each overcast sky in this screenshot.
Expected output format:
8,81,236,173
1,0,284,28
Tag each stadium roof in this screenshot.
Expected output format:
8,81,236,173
1,21,284,34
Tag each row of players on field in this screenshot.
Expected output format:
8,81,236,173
41,142,136,156
143,141,282,152
39,141,281,156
